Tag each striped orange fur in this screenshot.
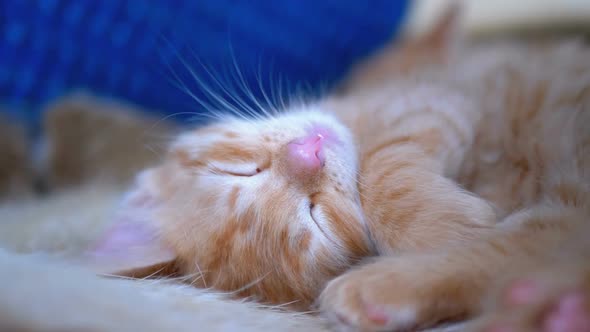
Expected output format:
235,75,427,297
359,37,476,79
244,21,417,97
319,8,590,332
91,6,590,330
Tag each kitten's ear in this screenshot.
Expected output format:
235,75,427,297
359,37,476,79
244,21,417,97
83,169,177,278
337,4,463,93
413,2,463,56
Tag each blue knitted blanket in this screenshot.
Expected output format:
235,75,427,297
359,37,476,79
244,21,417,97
0,1,408,129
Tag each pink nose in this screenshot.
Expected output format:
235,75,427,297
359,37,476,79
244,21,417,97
286,133,325,175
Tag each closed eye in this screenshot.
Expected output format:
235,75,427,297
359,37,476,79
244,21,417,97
308,199,336,244
309,201,322,229
308,192,320,223
209,161,263,177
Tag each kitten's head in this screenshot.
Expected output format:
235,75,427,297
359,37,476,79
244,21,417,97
89,106,373,309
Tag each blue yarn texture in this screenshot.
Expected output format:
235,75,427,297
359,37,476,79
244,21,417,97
0,1,408,127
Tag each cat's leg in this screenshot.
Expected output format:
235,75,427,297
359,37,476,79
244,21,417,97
319,207,586,332
474,265,590,332
319,250,494,332
345,87,498,254
359,141,497,254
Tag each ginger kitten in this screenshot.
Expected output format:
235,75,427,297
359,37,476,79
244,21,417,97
86,7,590,331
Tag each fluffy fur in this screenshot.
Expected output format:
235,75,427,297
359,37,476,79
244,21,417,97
88,7,590,331
319,10,590,332
85,10,486,311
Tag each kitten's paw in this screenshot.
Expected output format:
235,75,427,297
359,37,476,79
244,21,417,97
319,266,417,332
319,257,468,331
477,271,590,332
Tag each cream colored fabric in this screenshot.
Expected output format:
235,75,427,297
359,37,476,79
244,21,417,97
405,0,590,37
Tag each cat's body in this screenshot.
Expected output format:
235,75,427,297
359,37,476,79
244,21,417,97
320,32,590,331
328,37,590,247
79,9,590,332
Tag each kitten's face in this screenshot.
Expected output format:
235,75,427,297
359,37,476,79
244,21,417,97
142,106,372,308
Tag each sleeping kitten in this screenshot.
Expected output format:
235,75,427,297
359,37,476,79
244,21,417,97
86,9,495,312
86,6,590,331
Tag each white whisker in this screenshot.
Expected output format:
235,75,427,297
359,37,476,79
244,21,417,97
225,271,271,296
189,49,263,121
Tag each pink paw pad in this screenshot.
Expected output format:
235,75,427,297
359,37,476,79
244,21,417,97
364,304,391,326
544,292,590,332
